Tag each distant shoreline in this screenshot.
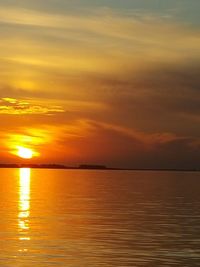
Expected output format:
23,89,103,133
0,164,199,172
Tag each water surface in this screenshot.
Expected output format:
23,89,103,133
0,169,200,266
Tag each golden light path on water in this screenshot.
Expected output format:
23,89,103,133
18,168,31,251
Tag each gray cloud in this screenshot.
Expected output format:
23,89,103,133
88,60,200,137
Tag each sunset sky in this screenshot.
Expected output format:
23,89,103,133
0,0,199,169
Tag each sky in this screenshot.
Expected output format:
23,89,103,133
0,0,199,169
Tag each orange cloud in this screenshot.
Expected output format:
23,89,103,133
0,97,65,115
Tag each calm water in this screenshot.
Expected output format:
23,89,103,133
0,169,200,267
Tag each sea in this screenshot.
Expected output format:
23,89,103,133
0,168,200,267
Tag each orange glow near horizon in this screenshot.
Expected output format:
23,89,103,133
6,130,49,160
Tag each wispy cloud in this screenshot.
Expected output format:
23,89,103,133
0,6,199,84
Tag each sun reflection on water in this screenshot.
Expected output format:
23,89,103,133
18,168,31,246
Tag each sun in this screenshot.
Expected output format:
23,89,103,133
17,147,33,159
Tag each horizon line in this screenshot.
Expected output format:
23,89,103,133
0,163,199,172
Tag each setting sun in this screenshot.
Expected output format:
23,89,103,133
17,147,33,159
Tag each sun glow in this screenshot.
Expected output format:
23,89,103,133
17,147,33,159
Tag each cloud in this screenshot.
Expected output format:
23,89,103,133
0,6,199,98
0,5,199,110
0,97,65,115
0,7,199,59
